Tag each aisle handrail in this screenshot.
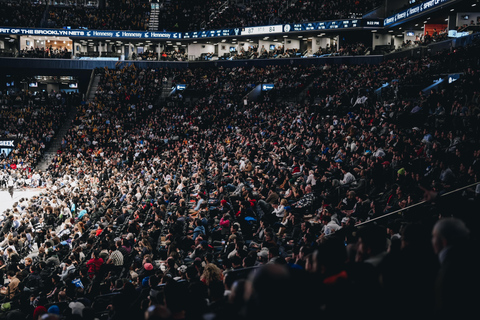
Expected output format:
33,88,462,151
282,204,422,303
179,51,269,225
355,181,480,227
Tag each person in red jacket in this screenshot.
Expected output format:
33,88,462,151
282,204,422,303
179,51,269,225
219,213,231,237
86,250,103,279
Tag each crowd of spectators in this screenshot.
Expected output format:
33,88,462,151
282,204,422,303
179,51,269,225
205,0,383,30
157,0,223,32
170,63,319,104
458,18,480,31
205,0,279,30
227,45,302,60
127,49,187,61
0,90,81,170
18,47,72,59
278,0,382,23
422,28,449,45
131,51,159,61
0,0,384,32
0,38,479,320
397,28,451,52
46,0,150,30
313,42,367,57
308,40,480,106
160,49,188,62
0,1,45,28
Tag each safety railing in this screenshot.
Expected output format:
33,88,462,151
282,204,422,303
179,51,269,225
355,181,480,227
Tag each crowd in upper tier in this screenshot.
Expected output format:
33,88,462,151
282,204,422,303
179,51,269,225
0,0,383,32
205,0,383,30
45,1,150,30
0,1,45,28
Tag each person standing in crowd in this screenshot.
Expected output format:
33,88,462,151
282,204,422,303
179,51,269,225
431,218,480,320
7,176,14,198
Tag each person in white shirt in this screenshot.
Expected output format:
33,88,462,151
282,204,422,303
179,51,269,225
61,205,72,220
57,223,71,238
239,158,246,171
373,147,385,158
332,167,356,187
32,171,41,187
59,259,76,281
306,170,316,186
322,215,341,235
7,178,14,198
272,199,288,219
340,169,356,185
135,188,142,201
176,180,185,192
346,136,358,153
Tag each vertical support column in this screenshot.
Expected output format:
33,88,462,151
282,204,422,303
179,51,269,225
156,43,162,60
448,14,457,30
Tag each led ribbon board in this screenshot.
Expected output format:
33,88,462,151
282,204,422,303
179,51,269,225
0,19,383,40
0,27,180,39
384,0,456,26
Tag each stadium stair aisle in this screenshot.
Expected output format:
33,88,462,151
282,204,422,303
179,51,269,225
36,106,78,171
159,76,173,102
87,74,101,102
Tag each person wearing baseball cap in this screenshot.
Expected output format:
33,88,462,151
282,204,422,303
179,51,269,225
219,199,233,216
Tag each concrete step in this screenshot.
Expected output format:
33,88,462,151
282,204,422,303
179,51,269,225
35,104,79,170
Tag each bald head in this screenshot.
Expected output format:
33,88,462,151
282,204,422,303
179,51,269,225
432,218,470,255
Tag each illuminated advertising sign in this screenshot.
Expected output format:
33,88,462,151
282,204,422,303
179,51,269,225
0,27,179,39
384,0,455,26
0,19,383,41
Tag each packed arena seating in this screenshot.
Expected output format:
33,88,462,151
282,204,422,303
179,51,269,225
0,33,479,320
159,49,188,62
313,43,368,57
205,0,279,30
225,45,303,60
158,0,221,32
18,47,72,59
206,0,383,30
0,90,81,170
395,28,450,52
46,1,150,30
0,0,383,32
133,50,159,61
278,0,382,24
0,1,45,28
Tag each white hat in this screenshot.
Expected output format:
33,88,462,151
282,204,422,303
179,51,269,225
69,302,85,316
257,248,269,259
